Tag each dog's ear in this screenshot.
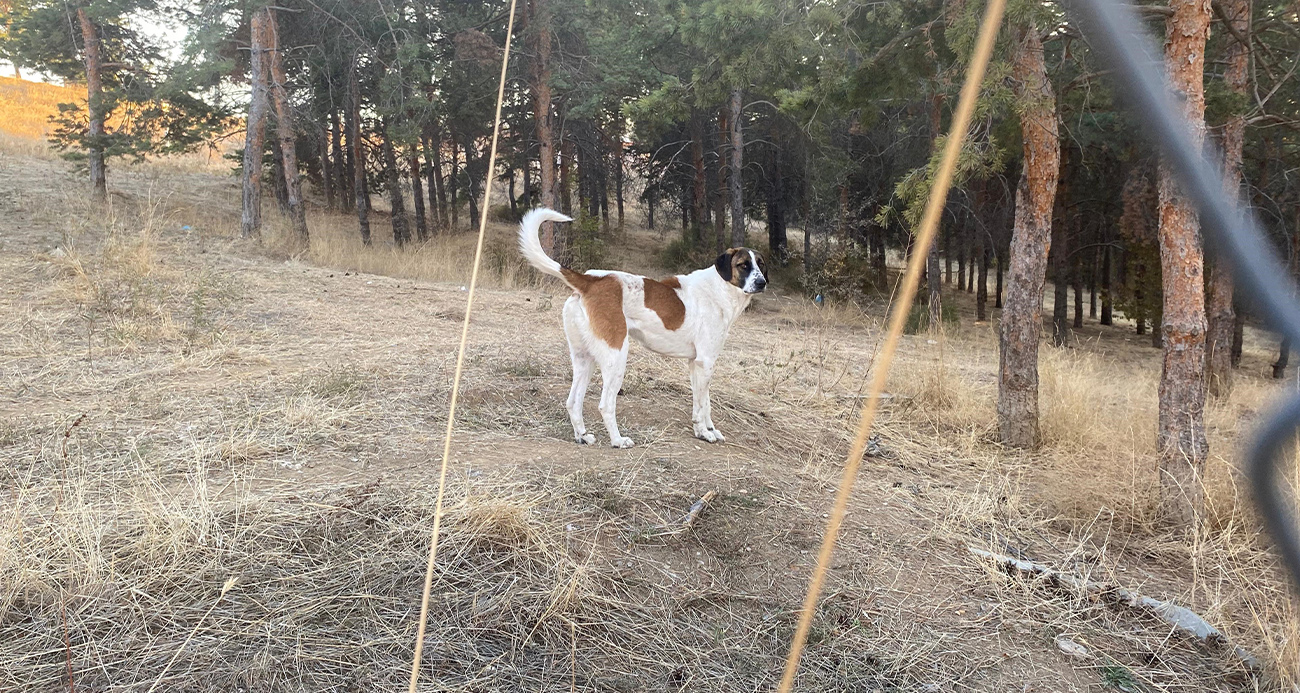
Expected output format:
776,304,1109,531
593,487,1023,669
714,250,734,282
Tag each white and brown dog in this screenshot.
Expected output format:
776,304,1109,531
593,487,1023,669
519,208,767,448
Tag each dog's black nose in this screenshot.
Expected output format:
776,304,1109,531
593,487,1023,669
755,278,767,290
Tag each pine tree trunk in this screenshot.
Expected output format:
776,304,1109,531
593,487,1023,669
409,151,428,242
77,7,107,200
1231,308,1245,366
647,186,656,230
1156,0,1212,527
428,131,449,232
715,108,728,252
559,136,573,216
332,111,351,213
449,137,460,229
319,128,335,212
1089,247,1098,319
767,145,788,263
944,229,953,284
995,248,1004,308
690,111,707,238
1273,339,1290,379
730,88,746,247
957,223,967,293
1101,244,1114,325
462,135,480,229
975,180,988,321
270,134,289,211
998,22,1060,448
529,0,558,251
348,63,370,245
268,12,308,242
382,125,410,246
240,8,272,237
928,93,944,331
1051,146,1071,346
614,130,625,230
1207,0,1250,398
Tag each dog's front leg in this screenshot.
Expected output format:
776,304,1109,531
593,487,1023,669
689,358,724,443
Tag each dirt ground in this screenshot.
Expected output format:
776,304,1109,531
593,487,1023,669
1,150,1292,691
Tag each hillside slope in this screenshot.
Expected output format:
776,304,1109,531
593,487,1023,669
0,150,1290,692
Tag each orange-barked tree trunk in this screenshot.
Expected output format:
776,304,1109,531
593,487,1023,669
997,23,1060,448
240,8,272,237
268,10,308,242
528,0,558,253
77,7,107,200
1156,0,1212,526
1207,0,1250,398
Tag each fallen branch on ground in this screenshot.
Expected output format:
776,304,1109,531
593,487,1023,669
967,546,1261,672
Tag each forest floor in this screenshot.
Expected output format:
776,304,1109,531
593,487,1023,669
2,142,1297,692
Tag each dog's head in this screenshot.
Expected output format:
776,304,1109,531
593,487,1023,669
714,248,768,294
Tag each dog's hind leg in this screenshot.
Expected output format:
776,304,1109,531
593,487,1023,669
562,296,597,445
567,347,596,444
594,342,633,448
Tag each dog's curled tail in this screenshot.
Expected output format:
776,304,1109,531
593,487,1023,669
518,207,574,281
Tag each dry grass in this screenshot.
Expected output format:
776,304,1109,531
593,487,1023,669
0,75,82,140
5,150,1300,691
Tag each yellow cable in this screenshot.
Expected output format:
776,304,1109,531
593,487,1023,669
775,0,1007,689
407,1,518,690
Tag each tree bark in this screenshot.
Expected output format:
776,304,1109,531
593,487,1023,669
449,137,460,229
410,150,428,241
462,134,481,230
1101,241,1114,325
1231,307,1245,366
998,22,1060,449
1156,0,1212,527
332,111,351,213
559,135,573,216
927,92,944,332
1273,339,1290,379
348,62,370,245
730,88,746,247
268,11,308,242
422,132,443,233
382,125,410,246
690,110,707,239
715,108,728,252
614,128,625,229
240,8,272,237
1207,0,1250,398
767,144,788,263
1051,146,1071,346
527,0,558,249
77,7,107,200
318,128,335,212
975,180,989,321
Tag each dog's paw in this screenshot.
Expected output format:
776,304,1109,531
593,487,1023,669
610,436,635,449
694,426,725,443
575,433,597,445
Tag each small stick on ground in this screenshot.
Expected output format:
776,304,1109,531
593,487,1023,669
678,491,717,528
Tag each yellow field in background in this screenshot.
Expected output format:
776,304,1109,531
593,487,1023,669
0,75,84,140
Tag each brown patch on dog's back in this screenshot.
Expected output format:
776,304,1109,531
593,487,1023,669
561,268,626,348
644,277,685,330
